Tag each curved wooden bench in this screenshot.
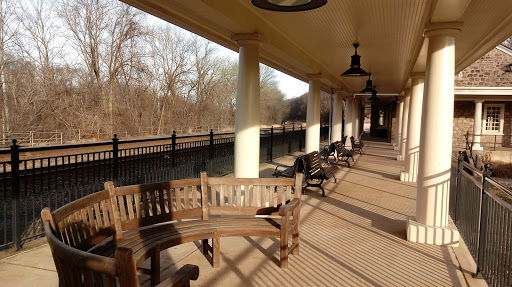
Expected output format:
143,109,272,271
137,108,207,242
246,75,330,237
41,205,199,287
42,172,303,286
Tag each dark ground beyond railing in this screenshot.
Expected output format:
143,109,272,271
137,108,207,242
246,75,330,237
0,125,329,250
450,153,512,287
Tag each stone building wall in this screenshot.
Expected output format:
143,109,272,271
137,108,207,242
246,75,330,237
453,101,475,147
455,48,512,87
452,101,512,148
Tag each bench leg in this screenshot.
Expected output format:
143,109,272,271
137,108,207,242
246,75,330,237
320,186,326,197
151,244,161,286
280,231,288,269
213,232,220,268
292,225,300,256
202,239,209,255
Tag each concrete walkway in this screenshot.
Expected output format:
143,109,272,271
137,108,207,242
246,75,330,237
0,140,487,286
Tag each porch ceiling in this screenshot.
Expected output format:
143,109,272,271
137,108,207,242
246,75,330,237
120,0,512,94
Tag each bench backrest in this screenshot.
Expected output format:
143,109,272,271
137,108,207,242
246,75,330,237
42,209,140,287
201,172,302,218
45,185,117,251
334,141,349,155
302,151,324,176
111,179,202,235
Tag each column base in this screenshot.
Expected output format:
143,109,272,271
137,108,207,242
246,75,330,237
472,146,483,151
400,172,417,182
406,217,459,246
397,155,404,161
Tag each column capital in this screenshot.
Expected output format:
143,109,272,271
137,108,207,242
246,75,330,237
410,72,425,79
424,22,463,38
307,73,322,80
403,88,411,94
232,33,262,46
332,88,344,94
474,99,484,104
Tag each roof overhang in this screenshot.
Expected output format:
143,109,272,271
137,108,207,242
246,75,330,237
119,0,512,94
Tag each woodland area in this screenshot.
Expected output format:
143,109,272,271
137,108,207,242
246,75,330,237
0,0,330,141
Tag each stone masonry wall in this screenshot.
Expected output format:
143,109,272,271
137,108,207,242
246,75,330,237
455,48,512,87
453,101,512,148
453,101,475,147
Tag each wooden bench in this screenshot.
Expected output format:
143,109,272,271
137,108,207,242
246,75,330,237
42,172,303,286
334,141,353,167
302,151,337,197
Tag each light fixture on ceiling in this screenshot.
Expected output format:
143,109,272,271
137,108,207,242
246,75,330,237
341,43,369,77
252,0,327,12
360,73,378,93
370,86,378,103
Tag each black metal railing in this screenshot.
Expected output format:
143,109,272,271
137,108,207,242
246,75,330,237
0,124,329,250
451,152,512,286
465,132,512,151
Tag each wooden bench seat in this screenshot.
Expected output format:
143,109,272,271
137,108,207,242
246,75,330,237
42,172,303,286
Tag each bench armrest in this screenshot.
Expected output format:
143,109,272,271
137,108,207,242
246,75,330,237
279,198,300,216
156,264,199,287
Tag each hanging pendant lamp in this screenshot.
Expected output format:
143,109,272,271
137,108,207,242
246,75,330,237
341,43,369,77
370,86,378,103
252,0,327,12
360,73,378,93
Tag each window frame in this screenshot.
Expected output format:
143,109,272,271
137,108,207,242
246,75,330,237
482,103,505,135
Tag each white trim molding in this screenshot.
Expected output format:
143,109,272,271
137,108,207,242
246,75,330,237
497,44,512,56
482,103,505,135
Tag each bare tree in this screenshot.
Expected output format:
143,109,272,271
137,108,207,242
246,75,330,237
59,0,146,132
150,26,193,134
0,0,18,140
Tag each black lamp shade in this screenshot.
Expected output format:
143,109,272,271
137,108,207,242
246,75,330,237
252,0,327,11
361,74,377,93
341,43,369,77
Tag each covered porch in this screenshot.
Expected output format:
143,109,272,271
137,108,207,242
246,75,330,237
0,140,484,286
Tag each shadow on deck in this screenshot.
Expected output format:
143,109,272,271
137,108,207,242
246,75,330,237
0,140,486,286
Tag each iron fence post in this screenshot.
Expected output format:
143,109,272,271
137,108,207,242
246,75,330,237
112,134,119,186
209,129,214,160
10,139,21,250
291,124,295,152
270,126,274,161
172,131,176,168
299,125,303,151
475,164,492,276
494,135,496,151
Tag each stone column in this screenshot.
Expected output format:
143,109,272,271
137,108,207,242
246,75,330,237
394,98,404,150
400,74,424,182
397,90,411,161
344,97,353,147
407,23,463,246
233,34,261,178
472,100,484,150
305,74,321,153
332,90,344,143
353,99,361,141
